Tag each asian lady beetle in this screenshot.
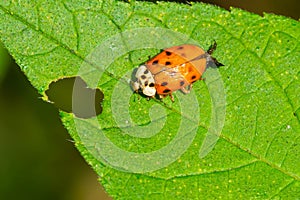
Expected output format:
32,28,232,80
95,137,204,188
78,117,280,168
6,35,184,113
131,41,223,101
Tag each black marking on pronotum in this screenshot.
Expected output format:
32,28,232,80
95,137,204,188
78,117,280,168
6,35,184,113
152,60,159,65
149,83,155,87
144,69,149,74
141,75,146,79
144,81,148,86
163,89,171,93
165,51,172,56
161,82,168,86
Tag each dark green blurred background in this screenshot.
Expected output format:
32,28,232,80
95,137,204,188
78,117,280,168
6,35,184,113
0,1,299,200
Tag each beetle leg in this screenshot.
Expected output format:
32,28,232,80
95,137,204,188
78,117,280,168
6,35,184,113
180,86,190,94
159,94,165,99
207,40,217,55
169,93,174,102
181,84,192,94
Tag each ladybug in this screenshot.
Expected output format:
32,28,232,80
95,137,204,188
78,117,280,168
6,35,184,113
131,41,223,101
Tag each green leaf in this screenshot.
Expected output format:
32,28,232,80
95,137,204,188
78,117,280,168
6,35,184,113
1,0,299,199
0,42,9,83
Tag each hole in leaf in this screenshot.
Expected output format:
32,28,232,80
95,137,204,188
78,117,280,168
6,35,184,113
45,76,104,119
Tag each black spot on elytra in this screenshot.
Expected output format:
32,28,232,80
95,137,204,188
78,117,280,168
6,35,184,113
141,75,146,79
180,81,185,86
191,75,197,80
177,46,184,50
161,82,168,86
165,61,171,65
144,69,149,74
152,60,159,65
149,83,155,87
165,51,172,56
163,89,171,93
